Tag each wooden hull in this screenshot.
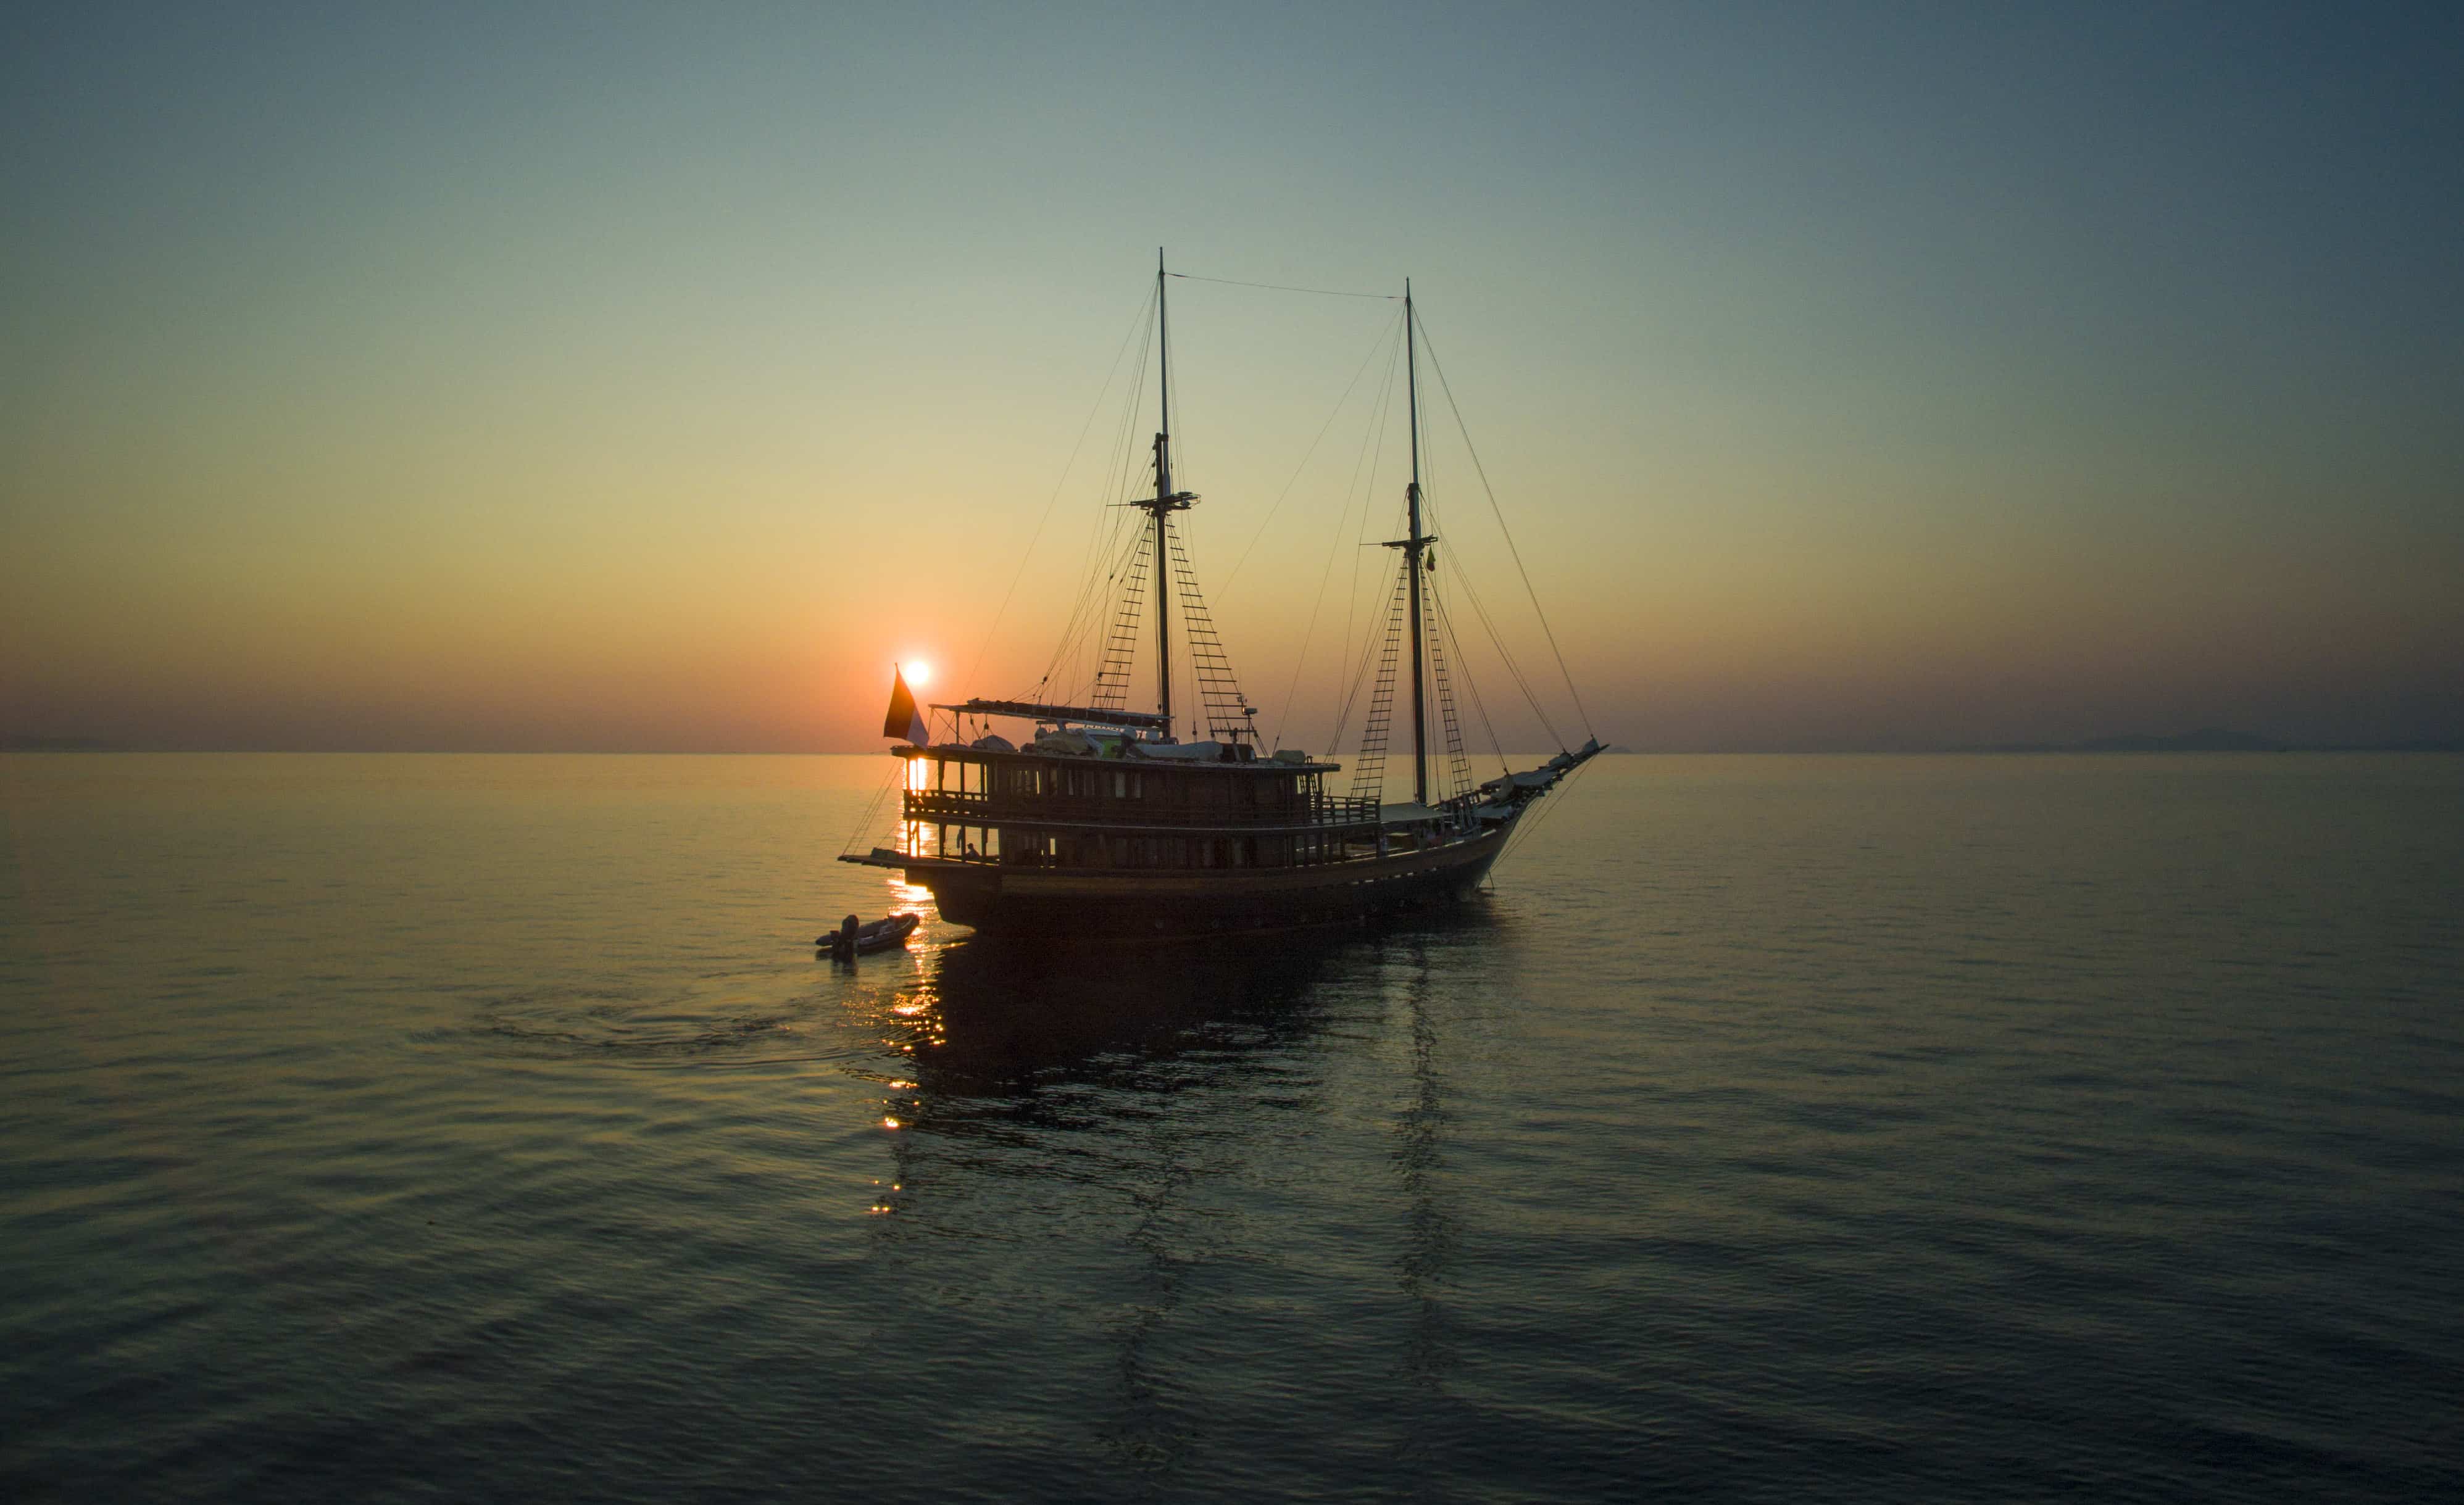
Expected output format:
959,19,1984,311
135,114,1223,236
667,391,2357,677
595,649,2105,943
902,823,1511,941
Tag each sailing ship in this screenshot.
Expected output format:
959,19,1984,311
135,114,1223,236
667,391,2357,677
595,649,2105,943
841,255,1598,940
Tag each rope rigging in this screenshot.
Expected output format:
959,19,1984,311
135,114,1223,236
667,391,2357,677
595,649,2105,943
1028,287,1158,703
1218,309,1404,603
956,267,1593,782
1270,319,1404,748
1422,572,1475,802
1432,586,1512,780
1413,465,1566,751
1342,563,1412,805
836,759,904,859
1333,339,1402,748
1315,363,1402,760
964,285,1155,698
1413,313,1596,744
1165,271,1401,301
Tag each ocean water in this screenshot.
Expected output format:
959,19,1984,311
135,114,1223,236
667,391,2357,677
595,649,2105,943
2,752,2458,1503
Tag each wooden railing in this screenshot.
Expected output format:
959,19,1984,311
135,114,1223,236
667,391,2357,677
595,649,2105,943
902,789,1380,831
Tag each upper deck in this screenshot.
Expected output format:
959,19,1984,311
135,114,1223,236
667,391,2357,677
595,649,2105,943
896,740,1371,834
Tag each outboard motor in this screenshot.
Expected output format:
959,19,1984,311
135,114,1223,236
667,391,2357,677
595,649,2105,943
825,913,859,961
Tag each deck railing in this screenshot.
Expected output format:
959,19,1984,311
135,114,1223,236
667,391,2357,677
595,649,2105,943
902,789,1381,831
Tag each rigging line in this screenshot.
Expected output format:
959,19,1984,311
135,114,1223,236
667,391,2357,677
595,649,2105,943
966,285,1155,694
1219,307,1404,602
1327,555,1404,766
1336,338,1403,748
1042,317,1157,693
1270,318,1402,747
1405,360,1554,756
1500,758,1591,867
1447,551,1563,750
1166,271,1401,301
1042,500,1144,701
1416,483,1518,766
1041,381,1144,695
1433,587,1510,776
837,760,904,858
1324,570,1382,757
1071,294,1151,599
1043,486,1134,690
1430,517,1558,747
1415,463,1560,747
1091,320,1157,568
1414,311,1597,740
1068,294,1160,695
1054,520,1154,704
1056,462,1149,701
1081,301,1157,602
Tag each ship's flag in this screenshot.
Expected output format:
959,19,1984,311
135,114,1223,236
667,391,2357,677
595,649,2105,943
883,667,929,745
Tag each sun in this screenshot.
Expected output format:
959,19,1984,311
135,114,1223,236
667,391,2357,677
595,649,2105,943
903,660,931,687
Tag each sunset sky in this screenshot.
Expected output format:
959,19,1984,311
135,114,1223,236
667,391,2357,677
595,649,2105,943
6,2,2458,752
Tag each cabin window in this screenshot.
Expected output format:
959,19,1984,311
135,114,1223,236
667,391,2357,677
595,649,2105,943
948,826,996,860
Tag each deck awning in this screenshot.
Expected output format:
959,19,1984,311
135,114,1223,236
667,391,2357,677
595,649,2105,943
938,698,1171,731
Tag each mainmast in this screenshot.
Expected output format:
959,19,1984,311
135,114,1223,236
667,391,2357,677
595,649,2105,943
1144,248,1194,740
1404,280,1429,808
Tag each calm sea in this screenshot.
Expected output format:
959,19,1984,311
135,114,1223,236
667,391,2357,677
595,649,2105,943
3,752,2458,1502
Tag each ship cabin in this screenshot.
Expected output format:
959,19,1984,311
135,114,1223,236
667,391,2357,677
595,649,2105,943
893,700,1386,873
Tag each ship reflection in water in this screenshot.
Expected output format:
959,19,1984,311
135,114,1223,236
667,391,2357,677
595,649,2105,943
835,918,1488,1470
852,930,1356,1092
